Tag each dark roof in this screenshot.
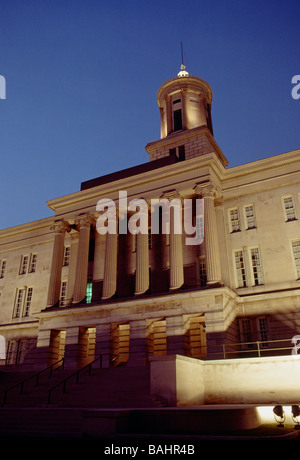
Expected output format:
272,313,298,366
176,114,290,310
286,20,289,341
80,153,178,191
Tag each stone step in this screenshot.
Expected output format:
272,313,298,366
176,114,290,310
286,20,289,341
0,365,158,408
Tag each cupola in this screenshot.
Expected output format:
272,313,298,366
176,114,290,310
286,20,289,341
157,65,213,139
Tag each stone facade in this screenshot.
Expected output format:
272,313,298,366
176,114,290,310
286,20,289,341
0,66,300,369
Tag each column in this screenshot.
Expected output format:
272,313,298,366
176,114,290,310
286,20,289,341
73,214,93,303
135,229,149,295
46,220,70,307
181,89,188,130
163,191,184,290
92,228,105,301
195,183,222,285
166,95,172,135
102,231,118,299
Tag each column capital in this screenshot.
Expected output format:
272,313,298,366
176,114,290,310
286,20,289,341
161,189,183,202
50,220,70,234
75,214,94,229
194,182,221,199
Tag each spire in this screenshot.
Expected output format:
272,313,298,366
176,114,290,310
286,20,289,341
177,42,189,77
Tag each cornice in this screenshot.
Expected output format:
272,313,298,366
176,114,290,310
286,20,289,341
157,75,213,104
46,152,227,215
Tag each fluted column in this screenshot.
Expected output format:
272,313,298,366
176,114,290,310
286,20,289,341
163,191,184,290
181,89,188,130
73,214,93,303
135,229,149,295
195,183,222,285
102,230,118,299
47,220,70,307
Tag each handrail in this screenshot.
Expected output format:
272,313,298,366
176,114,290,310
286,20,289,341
205,337,297,359
47,355,102,405
2,358,64,406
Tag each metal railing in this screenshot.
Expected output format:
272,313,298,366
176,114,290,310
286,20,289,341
2,358,64,406
47,355,103,405
205,338,297,359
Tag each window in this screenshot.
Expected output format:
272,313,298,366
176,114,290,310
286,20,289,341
169,145,185,161
20,253,37,275
173,109,182,131
239,318,253,346
199,257,207,287
244,204,256,229
239,317,269,348
23,287,33,317
0,260,6,279
257,317,269,347
229,208,240,232
63,246,70,266
292,240,300,279
59,281,68,307
148,228,152,250
234,250,247,288
29,254,37,273
250,247,264,285
283,196,297,221
13,287,33,318
178,145,185,161
19,255,28,275
86,280,93,304
13,288,25,318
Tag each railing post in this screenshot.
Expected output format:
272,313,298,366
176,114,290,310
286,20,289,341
222,344,226,359
257,341,261,357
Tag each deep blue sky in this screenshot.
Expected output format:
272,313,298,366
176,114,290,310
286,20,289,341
0,0,299,230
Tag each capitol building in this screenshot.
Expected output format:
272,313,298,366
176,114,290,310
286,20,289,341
0,64,300,407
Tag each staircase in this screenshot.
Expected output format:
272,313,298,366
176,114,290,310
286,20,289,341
1,365,158,408
0,364,164,439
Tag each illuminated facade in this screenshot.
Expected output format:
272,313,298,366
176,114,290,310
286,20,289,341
1,65,300,369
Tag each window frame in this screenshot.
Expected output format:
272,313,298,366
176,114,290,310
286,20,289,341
249,246,264,286
244,204,256,230
228,207,241,233
291,239,300,279
28,253,37,273
59,280,68,307
282,195,297,222
233,249,247,288
19,255,29,275
0,259,6,279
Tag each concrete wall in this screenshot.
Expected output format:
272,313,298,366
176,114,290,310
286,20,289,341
150,354,300,406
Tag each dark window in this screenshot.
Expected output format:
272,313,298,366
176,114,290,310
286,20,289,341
178,145,185,161
173,109,182,131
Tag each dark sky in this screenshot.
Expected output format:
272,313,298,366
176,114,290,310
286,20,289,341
0,0,299,229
